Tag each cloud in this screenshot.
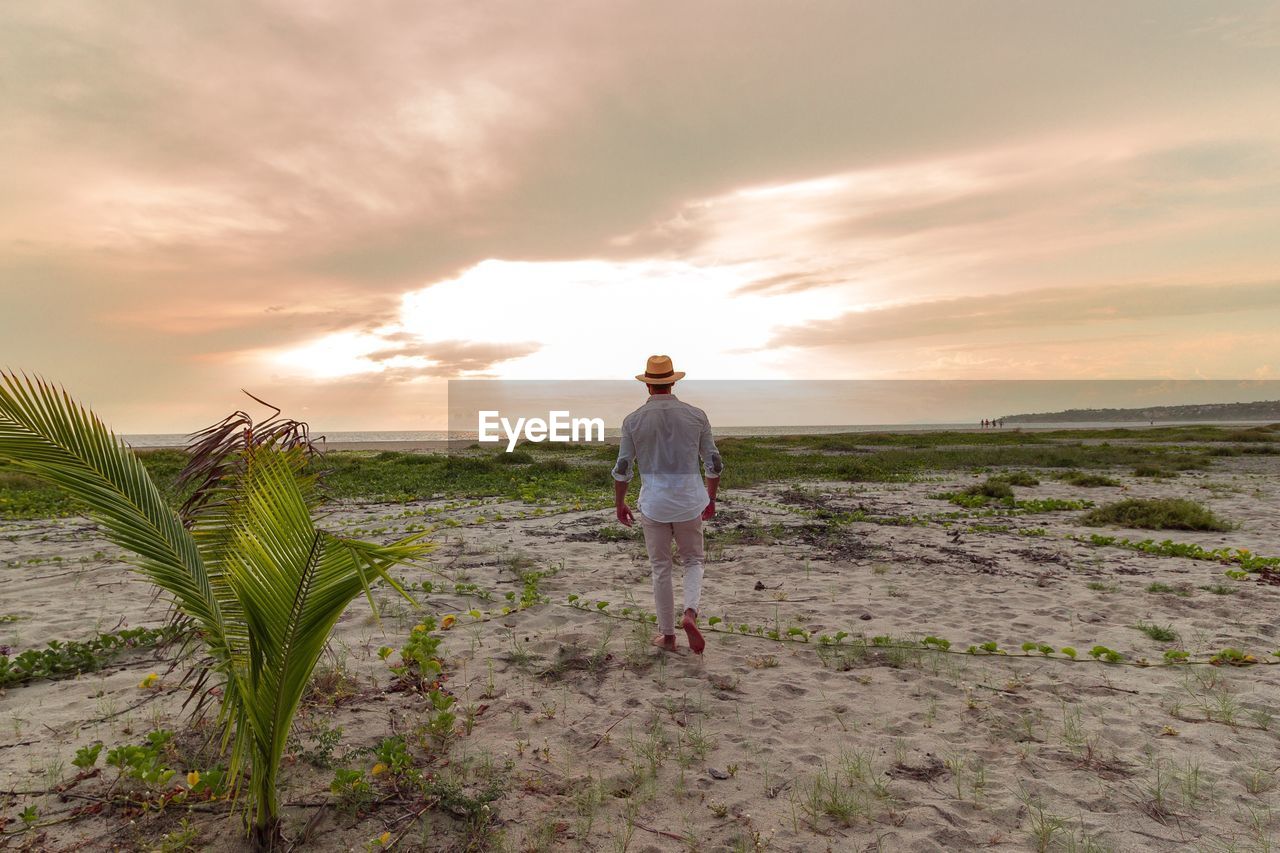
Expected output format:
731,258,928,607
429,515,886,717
768,281,1280,349
365,339,542,375
733,271,849,297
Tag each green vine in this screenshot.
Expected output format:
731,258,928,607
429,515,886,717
0,625,181,688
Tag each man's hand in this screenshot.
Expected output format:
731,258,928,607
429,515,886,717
614,479,634,526
703,477,719,521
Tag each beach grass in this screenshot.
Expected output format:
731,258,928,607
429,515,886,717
0,449,190,518
0,427,1266,519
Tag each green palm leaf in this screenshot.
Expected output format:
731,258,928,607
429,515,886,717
199,446,428,835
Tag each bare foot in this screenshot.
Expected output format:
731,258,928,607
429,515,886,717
682,612,705,655
652,633,677,651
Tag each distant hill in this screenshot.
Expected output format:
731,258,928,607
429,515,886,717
1001,400,1280,424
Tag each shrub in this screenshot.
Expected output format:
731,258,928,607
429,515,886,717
962,478,1014,499
1082,498,1232,532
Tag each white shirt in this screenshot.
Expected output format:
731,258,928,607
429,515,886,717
612,394,723,523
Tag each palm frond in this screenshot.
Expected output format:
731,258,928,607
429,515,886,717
178,391,323,522
0,372,224,635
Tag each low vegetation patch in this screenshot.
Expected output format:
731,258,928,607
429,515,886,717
963,478,1015,499
0,625,179,688
1078,534,1278,571
1081,498,1232,532
0,427,1241,518
0,450,189,518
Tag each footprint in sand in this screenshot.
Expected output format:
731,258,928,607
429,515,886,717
774,682,808,698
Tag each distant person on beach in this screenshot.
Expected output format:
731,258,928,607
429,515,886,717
612,355,722,654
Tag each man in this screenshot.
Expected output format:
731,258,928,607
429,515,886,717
612,355,722,654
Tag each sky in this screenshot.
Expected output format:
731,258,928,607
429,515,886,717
3,1,1280,431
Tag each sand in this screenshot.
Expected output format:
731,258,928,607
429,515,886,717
3,454,1279,850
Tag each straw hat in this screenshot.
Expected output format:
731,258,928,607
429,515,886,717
635,354,685,385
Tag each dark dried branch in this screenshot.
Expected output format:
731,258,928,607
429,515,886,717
177,391,325,522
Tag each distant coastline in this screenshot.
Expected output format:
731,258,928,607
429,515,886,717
1002,400,1280,424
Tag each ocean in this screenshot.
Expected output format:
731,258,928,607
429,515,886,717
120,420,1267,448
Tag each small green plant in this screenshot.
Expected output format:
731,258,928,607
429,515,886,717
72,742,103,769
330,768,373,816
106,729,176,787
1135,622,1178,643
298,721,344,769
1021,791,1067,852
801,762,868,827
1209,648,1256,666
426,689,458,745
389,617,445,690
373,735,414,777
1087,645,1123,663
154,817,201,851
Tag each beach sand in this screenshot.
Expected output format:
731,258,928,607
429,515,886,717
3,453,1279,850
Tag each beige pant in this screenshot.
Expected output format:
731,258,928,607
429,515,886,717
639,513,705,635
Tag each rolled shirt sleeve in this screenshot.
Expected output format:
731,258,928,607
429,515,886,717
612,423,636,482
700,417,723,479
